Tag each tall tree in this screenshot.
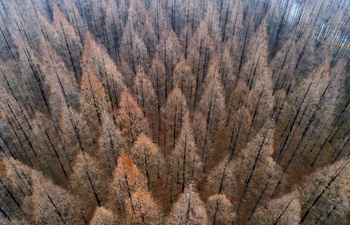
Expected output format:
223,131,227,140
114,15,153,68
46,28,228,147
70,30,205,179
186,20,214,109
79,71,108,139
163,87,189,151
133,69,157,135
124,188,162,225
50,5,83,81
116,90,148,143
148,55,166,144
99,111,126,177
89,207,118,225
156,30,182,83
166,183,208,225
70,152,107,220
169,113,201,195
129,133,163,190
207,194,235,225
109,154,147,218
172,58,196,109
26,170,84,225
232,124,277,224
81,33,126,114
298,158,350,225
247,192,301,225
196,66,225,173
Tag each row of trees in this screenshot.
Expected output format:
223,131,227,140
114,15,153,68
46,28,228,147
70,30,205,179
0,0,350,224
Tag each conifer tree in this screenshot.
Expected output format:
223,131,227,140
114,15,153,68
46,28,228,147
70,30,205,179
166,183,208,225
70,152,107,220
99,111,126,176
117,90,148,143
196,66,225,172
207,194,235,225
133,69,157,135
81,33,126,112
124,188,161,225
79,71,108,136
168,113,201,200
110,155,147,217
89,207,118,225
163,87,189,151
129,133,163,190
298,159,350,225
247,192,301,225
26,170,84,225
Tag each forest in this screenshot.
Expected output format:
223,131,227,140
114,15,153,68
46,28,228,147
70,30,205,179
0,0,350,224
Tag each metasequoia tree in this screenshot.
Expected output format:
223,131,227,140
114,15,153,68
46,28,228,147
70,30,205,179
149,0,171,42
300,65,342,166
156,30,182,81
196,66,225,173
231,124,277,224
166,183,208,225
225,88,253,160
273,63,341,195
165,0,204,37
81,33,126,113
201,2,221,45
54,0,86,45
243,75,274,143
8,35,50,115
88,0,112,54
148,55,166,144
79,71,108,139
267,0,296,59
236,21,274,144
116,90,148,143
0,156,33,221
240,20,270,90
104,0,124,61
124,188,161,225
133,69,157,134
212,44,235,91
179,24,194,60
1,0,350,224
224,0,244,74
99,111,126,177
172,59,196,109
216,0,242,42
0,91,39,169
25,170,84,225
30,112,70,184
70,152,107,220
247,192,301,225
126,0,157,58
207,156,236,196
169,113,201,196
8,0,42,51
89,207,118,225
110,155,147,217
120,25,149,75
225,80,249,128
0,60,34,117
186,21,214,109
50,5,83,81
163,87,189,151
119,0,155,74
0,89,70,186
206,194,235,225
129,133,163,190
38,44,83,162
298,158,350,225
